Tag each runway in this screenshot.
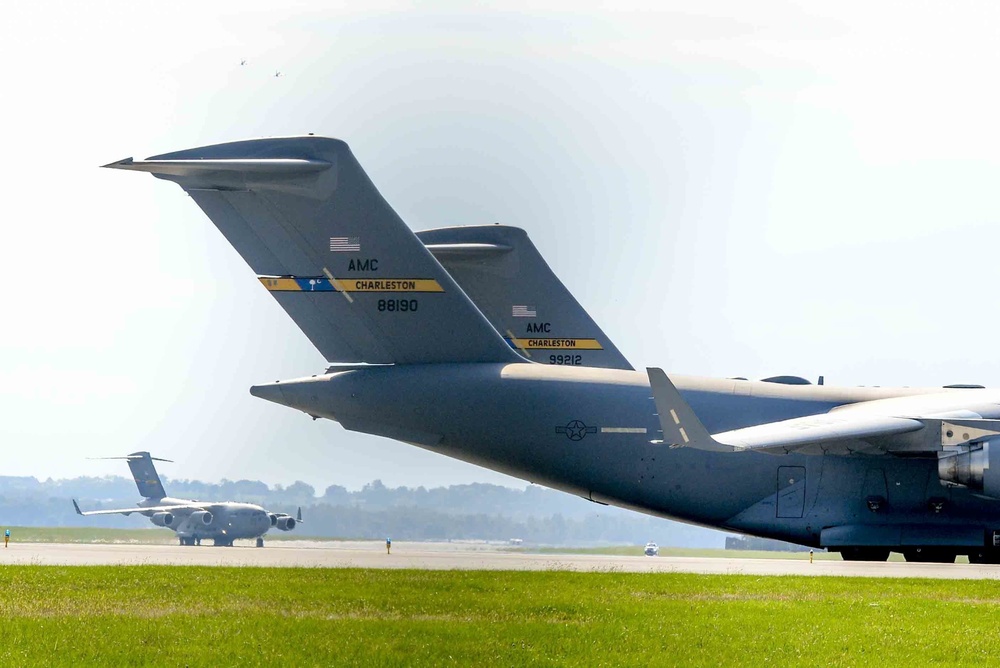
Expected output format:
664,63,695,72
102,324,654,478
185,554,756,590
4,541,1000,579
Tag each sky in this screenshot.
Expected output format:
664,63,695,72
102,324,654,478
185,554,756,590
3,1,1000,491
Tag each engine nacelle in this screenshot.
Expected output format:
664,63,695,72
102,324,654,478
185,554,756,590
190,510,214,527
269,513,278,527
150,512,174,527
275,516,296,531
938,440,1000,499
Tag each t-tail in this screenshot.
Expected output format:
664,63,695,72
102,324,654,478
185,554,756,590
416,225,633,370
90,451,172,499
105,137,523,366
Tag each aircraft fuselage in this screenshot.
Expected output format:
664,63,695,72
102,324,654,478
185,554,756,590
251,363,1000,552
137,498,272,542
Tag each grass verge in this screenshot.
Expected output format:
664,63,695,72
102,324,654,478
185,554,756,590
0,566,997,666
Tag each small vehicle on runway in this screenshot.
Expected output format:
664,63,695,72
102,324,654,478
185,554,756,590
644,542,659,557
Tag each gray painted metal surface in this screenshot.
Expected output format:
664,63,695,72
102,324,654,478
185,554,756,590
417,225,633,370
109,136,1000,563
73,452,300,546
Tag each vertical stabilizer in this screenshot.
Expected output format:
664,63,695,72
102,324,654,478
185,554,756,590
125,451,168,499
105,137,522,366
417,225,633,370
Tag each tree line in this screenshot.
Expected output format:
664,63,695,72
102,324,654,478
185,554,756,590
0,475,726,547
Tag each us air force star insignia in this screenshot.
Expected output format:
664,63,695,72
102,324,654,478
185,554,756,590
556,420,599,441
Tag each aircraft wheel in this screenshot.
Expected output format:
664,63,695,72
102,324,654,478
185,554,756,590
903,548,956,563
840,547,890,562
256,537,264,548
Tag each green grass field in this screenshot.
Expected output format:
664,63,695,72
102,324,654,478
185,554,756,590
0,565,997,666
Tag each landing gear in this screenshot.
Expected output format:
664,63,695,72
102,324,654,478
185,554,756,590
256,537,264,548
179,537,197,546
839,547,890,562
214,538,233,547
903,548,957,563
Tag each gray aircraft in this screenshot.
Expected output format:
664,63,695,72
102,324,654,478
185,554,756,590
415,225,633,371
107,136,1000,563
73,451,301,547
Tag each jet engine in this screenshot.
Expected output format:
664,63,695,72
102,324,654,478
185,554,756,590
150,512,174,527
274,515,296,531
938,440,1000,499
190,510,214,526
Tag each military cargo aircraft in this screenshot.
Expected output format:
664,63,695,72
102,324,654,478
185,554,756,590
73,451,301,547
107,136,1000,564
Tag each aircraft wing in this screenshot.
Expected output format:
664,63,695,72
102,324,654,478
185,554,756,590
647,368,1000,455
711,413,925,454
72,500,207,517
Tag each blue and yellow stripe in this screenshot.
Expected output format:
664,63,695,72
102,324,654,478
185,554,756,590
504,337,604,350
259,277,444,293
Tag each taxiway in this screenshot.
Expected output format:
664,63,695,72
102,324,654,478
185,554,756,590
4,541,1000,579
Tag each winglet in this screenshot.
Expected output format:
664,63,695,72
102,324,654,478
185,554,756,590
296,507,303,523
646,368,736,452
72,499,82,515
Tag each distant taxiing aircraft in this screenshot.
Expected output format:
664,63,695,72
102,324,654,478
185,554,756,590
107,136,1000,564
73,452,301,547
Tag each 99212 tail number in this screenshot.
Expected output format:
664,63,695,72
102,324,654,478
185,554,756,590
549,354,582,365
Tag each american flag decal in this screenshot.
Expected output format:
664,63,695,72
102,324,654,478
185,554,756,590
329,236,361,252
512,305,537,318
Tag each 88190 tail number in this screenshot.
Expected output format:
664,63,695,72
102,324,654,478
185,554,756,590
378,299,418,312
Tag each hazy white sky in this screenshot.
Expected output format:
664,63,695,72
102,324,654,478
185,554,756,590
3,1,1000,490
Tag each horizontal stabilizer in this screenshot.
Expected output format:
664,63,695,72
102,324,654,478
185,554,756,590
109,137,522,365
102,157,331,178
